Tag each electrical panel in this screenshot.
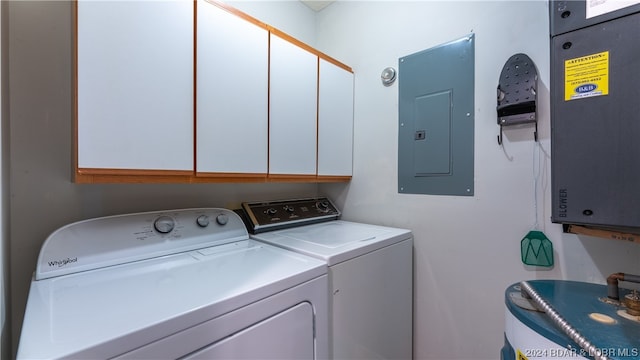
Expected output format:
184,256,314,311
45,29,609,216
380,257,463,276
550,1,640,230
398,34,475,196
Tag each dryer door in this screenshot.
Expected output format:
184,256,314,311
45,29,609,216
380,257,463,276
115,300,317,360
184,302,314,359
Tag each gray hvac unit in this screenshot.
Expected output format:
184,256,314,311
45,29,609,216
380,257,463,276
550,0,640,230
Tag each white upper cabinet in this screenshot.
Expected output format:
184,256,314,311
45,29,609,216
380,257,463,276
77,1,194,171
196,1,269,175
318,59,354,177
269,34,318,176
75,1,352,183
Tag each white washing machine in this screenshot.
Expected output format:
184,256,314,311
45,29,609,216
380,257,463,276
241,197,413,360
17,208,328,359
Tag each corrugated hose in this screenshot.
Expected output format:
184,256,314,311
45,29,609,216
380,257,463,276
520,281,610,360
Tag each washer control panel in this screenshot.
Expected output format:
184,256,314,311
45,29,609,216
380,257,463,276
241,197,340,233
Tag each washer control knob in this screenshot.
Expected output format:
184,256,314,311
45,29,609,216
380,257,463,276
284,205,295,213
154,215,175,234
316,201,330,212
216,213,229,225
265,208,278,216
196,215,210,228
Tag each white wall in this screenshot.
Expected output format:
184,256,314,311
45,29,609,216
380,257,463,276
316,1,640,359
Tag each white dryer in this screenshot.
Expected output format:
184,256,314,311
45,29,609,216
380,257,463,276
241,198,413,360
17,208,328,359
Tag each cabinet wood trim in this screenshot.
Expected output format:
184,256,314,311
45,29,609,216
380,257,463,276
316,175,352,182
75,169,194,184
203,0,270,31
193,0,198,173
73,1,79,181
77,168,194,176
203,0,352,73
75,172,349,184
267,174,317,182
269,28,352,73
192,174,267,183
316,56,320,176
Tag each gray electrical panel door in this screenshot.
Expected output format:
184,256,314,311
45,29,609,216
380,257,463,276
398,34,474,196
551,11,640,229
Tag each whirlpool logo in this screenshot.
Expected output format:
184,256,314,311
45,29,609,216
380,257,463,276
48,257,78,268
575,83,597,94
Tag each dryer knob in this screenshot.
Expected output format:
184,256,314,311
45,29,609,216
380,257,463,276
216,214,229,226
196,215,210,227
153,216,175,234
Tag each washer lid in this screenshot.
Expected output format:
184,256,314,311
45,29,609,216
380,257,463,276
252,220,412,266
281,221,384,247
18,240,326,359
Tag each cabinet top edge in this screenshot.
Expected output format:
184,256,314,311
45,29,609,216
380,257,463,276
203,0,353,73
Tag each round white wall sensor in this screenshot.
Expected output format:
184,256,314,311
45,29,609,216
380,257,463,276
381,67,397,86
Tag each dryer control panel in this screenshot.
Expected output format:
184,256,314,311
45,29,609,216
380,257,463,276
241,197,341,234
36,208,248,280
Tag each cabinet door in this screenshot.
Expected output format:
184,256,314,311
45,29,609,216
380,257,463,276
318,59,354,177
269,34,318,176
197,1,268,175
77,1,194,171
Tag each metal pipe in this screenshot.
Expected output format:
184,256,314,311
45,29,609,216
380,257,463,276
606,272,640,300
520,281,610,360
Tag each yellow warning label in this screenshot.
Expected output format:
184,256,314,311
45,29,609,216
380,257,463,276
516,349,529,360
564,51,609,101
